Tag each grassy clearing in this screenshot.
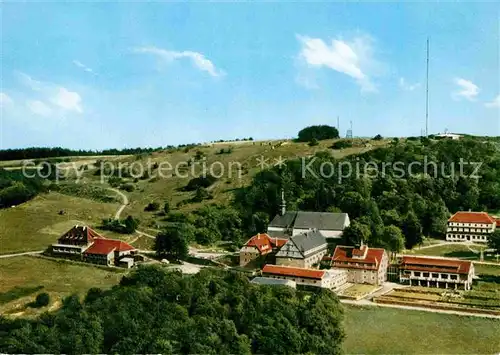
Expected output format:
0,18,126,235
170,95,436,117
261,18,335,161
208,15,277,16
0,256,126,316
0,192,119,254
343,305,500,354
131,235,155,250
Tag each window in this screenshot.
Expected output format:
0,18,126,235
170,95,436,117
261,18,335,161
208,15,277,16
450,275,457,280
441,274,449,279
414,272,421,277
423,272,429,277
432,273,439,278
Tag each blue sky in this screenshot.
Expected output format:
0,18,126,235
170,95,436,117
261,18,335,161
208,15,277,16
1,2,499,150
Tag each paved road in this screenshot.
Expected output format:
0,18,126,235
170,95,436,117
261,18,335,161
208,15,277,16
0,250,43,259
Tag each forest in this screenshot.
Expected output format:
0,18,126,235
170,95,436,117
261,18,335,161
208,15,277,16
233,137,500,251
0,266,344,354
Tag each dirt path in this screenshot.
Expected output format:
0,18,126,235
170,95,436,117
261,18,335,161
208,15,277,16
0,250,44,258
108,187,129,220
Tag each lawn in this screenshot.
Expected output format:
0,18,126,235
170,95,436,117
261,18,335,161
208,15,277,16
475,263,500,276
0,256,127,316
343,305,500,354
0,192,119,254
340,284,379,298
410,243,500,263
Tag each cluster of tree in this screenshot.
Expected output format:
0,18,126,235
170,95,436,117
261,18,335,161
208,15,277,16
234,138,500,252
155,205,245,257
0,266,344,354
296,125,340,142
101,216,139,234
0,168,46,208
0,147,163,162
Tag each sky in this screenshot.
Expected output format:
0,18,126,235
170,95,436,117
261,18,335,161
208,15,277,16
1,1,499,150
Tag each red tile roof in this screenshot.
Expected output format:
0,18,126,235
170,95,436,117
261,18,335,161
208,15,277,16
448,212,495,224
84,238,135,256
243,233,288,255
496,218,500,228
262,264,325,280
330,245,386,271
58,225,104,245
400,256,472,275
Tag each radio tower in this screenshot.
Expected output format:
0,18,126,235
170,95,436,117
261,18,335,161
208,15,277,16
425,38,430,137
346,120,353,139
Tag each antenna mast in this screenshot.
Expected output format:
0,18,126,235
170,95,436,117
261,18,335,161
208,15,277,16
425,38,429,136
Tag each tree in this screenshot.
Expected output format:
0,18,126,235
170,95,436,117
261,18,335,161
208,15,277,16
33,293,50,308
123,216,139,234
342,220,371,245
155,225,190,260
382,225,405,259
402,211,423,249
373,134,383,140
488,230,500,253
297,125,339,142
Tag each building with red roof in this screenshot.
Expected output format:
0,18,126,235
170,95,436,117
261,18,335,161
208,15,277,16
51,225,137,267
327,244,388,285
446,211,497,243
261,264,348,291
239,233,288,267
399,255,475,290
83,238,136,267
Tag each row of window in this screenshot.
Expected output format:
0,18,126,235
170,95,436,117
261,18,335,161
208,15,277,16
447,227,493,233
448,222,493,228
447,234,488,241
406,271,458,280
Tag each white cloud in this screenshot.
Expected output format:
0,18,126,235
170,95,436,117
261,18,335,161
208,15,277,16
0,93,13,107
296,34,377,92
399,77,421,91
50,87,83,113
133,46,224,77
485,94,500,108
73,60,95,75
26,100,52,116
16,72,84,116
452,78,479,101
16,72,43,91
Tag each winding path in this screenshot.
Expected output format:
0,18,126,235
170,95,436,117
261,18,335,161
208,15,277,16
109,187,129,220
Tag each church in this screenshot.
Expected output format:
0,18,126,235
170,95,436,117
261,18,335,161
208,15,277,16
266,190,350,239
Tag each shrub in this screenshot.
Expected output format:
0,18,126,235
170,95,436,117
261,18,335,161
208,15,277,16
145,202,160,212
331,140,353,149
120,183,135,192
33,292,50,308
373,134,383,140
308,138,319,146
184,175,217,191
